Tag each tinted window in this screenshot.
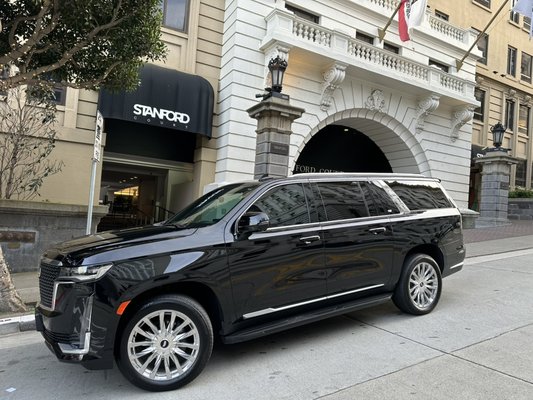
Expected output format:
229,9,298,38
386,180,452,210
360,181,399,216
252,183,311,228
316,182,369,221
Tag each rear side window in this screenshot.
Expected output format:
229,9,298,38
251,183,311,228
360,181,399,216
315,182,369,221
385,180,452,210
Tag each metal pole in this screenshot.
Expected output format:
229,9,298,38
378,2,402,42
86,159,98,235
456,0,510,71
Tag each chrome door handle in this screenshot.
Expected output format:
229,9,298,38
299,235,321,245
369,227,387,235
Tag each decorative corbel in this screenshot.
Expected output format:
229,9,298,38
365,89,386,112
450,106,475,142
320,63,347,111
415,94,440,134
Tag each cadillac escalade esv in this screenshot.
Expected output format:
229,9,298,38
36,173,465,391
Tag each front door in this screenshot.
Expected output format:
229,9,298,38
227,182,328,320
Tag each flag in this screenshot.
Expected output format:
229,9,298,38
399,0,428,42
399,0,410,41
513,0,533,37
409,0,428,29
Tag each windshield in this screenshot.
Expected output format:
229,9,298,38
164,182,259,228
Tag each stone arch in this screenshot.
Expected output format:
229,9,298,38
291,109,430,175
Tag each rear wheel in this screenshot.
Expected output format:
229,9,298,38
392,254,442,315
116,295,213,391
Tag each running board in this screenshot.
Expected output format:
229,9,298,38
222,293,392,344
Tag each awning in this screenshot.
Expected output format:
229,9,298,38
98,64,214,138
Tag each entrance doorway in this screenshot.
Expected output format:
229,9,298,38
294,125,392,174
98,162,169,231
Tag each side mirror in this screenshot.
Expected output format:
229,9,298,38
238,211,270,234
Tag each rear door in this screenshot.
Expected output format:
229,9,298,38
227,181,328,320
314,179,398,297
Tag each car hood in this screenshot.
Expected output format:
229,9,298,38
44,225,198,266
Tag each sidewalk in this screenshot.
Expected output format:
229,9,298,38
2,220,533,335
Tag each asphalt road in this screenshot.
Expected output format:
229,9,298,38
1,248,533,400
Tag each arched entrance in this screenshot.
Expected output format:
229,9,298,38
294,125,392,174
291,109,430,176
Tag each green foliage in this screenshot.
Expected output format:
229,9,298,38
0,0,167,91
509,187,533,198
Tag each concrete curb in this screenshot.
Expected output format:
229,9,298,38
0,314,36,336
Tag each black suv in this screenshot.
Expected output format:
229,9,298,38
36,173,465,391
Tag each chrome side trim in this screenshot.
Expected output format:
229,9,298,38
58,332,91,355
327,284,385,300
450,262,464,270
243,284,385,320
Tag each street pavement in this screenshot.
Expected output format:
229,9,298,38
1,222,533,399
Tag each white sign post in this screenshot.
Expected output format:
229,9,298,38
86,111,104,235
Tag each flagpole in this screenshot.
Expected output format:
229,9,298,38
378,2,402,42
456,0,510,71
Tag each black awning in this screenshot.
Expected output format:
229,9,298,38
98,64,214,138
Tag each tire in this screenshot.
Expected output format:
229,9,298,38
392,254,442,315
116,295,213,392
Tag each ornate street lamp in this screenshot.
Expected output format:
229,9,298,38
268,56,287,94
257,56,289,100
490,122,506,151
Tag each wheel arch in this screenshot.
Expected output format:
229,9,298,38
114,281,224,355
403,244,444,272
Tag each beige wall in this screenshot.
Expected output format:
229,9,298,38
29,0,224,206
430,0,533,189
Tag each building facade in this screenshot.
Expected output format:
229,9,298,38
12,0,482,231
428,0,533,209
214,0,479,209
30,0,224,229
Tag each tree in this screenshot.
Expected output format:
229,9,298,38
0,245,26,313
0,0,166,91
0,0,167,312
0,83,63,199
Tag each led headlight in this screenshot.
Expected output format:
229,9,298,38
58,263,113,283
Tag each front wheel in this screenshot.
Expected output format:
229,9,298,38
116,295,213,391
392,254,442,315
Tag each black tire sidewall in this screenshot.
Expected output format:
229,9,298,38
116,295,213,392
393,254,442,315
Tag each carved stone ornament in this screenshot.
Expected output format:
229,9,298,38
416,94,440,134
320,63,347,111
450,106,475,142
365,89,386,112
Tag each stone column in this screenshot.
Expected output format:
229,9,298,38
475,151,518,227
247,96,305,179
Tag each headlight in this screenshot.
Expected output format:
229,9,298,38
58,264,113,283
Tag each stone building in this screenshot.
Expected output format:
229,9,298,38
429,0,533,209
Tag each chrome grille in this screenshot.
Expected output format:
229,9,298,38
39,261,60,309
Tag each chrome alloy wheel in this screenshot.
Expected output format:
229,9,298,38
127,310,200,381
408,261,439,310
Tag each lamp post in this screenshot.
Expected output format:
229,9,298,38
489,122,506,151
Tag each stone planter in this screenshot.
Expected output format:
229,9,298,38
508,198,533,221
0,200,108,273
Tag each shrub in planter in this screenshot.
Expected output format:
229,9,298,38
509,187,533,198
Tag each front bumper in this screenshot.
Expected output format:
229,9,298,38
35,281,115,370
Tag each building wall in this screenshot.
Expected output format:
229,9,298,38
215,0,478,207
429,0,533,190
30,0,224,205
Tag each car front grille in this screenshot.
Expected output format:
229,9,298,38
39,261,60,309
